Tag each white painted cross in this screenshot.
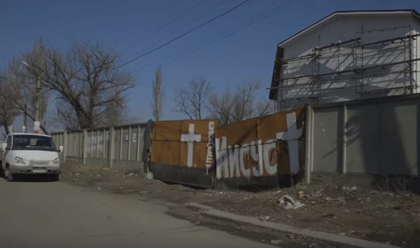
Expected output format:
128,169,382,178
276,112,303,174
181,124,202,167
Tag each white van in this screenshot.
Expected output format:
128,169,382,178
1,133,63,181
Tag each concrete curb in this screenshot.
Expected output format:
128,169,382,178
186,203,402,248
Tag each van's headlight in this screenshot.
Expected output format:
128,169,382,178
15,157,26,165
53,158,60,165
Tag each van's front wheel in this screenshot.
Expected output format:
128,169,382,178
0,163,4,178
5,169,14,182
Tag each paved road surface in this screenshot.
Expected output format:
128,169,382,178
0,179,272,248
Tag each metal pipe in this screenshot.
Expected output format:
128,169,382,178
267,57,420,88
360,34,420,48
314,38,361,50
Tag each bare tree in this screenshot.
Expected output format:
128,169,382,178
23,40,134,130
0,41,54,134
0,57,50,134
174,76,211,119
0,65,21,134
255,100,274,116
208,79,268,125
232,79,261,122
151,66,164,120
207,89,234,125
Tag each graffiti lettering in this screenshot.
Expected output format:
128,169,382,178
215,137,228,178
216,112,302,179
228,145,240,178
263,139,277,175
239,146,251,178
205,122,215,174
250,141,262,177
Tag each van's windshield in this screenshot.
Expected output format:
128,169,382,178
12,135,56,151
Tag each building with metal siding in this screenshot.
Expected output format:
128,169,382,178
269,9,420,111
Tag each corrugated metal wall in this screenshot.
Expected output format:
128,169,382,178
150,119,219,188
215,109,305,186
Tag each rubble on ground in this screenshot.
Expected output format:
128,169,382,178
60,162,420,248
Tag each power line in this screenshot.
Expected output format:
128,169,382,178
135,0,300,74
167,0,229,38
122,0,226,62
121,0,206,55
153,0,207,34
119,0,251,68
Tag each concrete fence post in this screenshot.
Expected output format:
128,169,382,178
96,130,99,158
305,105,314,184
103,129,106,159
73,133,76,157
109,127,115,168
119,127,123,160
63,132,67,161
68,132,72,157
83,129,87,165
341,105,348,174
136,125,141,161
128,126,131,161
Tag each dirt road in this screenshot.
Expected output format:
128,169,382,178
0,179,272,248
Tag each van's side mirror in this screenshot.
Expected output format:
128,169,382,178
2,143,7,151
59,145,64,153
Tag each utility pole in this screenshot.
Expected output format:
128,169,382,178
22,62,42,134
34,75,41,134
23,103,27,133
36,75,41,122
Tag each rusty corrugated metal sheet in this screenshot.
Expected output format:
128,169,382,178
215,109,305,180
151,120,218,168
150,119,219,188
152,121,182,141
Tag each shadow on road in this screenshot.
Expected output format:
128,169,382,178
11,174,59,183
0,171,58,183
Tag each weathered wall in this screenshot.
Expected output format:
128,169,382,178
215,109,305,188
150,119,218,188
306,94,420,178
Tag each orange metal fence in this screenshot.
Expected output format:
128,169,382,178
215,109,305,185
150,119,219,187
149,109,304,188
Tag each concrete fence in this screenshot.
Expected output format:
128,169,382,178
51,123,148,169
305,94,420,183
51,94,420,189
